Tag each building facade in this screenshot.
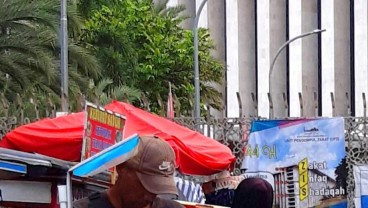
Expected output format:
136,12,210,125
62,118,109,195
167,0,367,119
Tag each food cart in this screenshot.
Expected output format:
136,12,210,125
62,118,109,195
0,147,109,208
0,101,236,208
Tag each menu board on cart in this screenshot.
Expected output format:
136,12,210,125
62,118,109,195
81,102,126,161
241,118,347,208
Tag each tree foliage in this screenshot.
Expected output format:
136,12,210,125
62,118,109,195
335,157,347,193
81,0,225,116
0,0,101,115
0,0,224,118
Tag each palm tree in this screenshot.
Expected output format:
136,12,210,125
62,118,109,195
0,0,101,114
86,78,142,106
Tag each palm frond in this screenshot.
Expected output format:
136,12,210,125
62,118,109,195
0,0,59,31
95,78,113,93
201,84,223,110
67,43,102,79
0,55,31,88
109,85,142,102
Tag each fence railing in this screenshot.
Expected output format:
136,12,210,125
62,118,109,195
1,114,367,207
173,117,368,208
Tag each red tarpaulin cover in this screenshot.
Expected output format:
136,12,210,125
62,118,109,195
0,101,235,175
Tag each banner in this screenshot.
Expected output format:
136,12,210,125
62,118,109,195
241,118,347,208
353,165,368,208
81,102,126,161
73,134,139,177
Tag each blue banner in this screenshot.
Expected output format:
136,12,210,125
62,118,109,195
354,165,368,208
71,134,139,177
241,118,347,208
0,160,27,174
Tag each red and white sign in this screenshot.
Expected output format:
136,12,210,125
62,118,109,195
81,102,126,161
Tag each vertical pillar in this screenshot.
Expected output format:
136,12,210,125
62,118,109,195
178,0,196,29
207,0,226,118
321,0,350,117
238,0,256,117
354,0,367,116
334,0,350,116
289,0,319,118
301,1,319,117
269,0,287,118
153,0,167,5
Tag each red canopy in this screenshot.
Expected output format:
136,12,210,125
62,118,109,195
0,101,235,175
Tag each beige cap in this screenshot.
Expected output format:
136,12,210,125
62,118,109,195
125,136,178,196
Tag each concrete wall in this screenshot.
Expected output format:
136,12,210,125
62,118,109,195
301,0,319,117
334,0,351,116
167,0,363,118
178,0,196,29
207,0,226,118
269,0,287,118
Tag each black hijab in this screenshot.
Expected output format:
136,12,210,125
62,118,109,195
231,178,273,208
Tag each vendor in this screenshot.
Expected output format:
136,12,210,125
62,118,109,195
201,171,245,207
74,136,184,208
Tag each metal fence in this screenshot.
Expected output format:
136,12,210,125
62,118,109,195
1,114,367,207
173,116,368,208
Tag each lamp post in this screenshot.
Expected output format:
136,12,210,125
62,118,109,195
193,0,208,121
60,0,69,112
268,29,326,118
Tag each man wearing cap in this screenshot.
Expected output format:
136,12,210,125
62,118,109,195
74,136,184,208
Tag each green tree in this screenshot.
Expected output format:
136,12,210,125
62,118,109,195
0,0,101,116
86,78,142,106
335,157,347,193
82,0,224,116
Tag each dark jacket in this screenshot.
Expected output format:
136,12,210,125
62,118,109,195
73,191,184,208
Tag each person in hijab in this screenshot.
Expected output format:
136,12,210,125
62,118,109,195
231,178,273,208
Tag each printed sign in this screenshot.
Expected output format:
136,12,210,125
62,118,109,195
353,165,368,208
241,118,347,208
81,102,126,161
298,158,309,201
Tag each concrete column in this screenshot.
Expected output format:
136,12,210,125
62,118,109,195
226,0,239,117
321,0,350,117
269,0,287,118
238,0,256,117
153,0,168,5
354,0,368,116
289,0,319,118
207,0,226,118
301,0,319,117
178,0,196,29
334,0,350,116
257,0,270,118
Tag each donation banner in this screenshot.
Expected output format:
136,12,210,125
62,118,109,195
241,118,347,208
353,165,368,208
81,102,126,161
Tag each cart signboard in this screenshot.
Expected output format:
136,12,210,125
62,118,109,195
81,102,126,161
